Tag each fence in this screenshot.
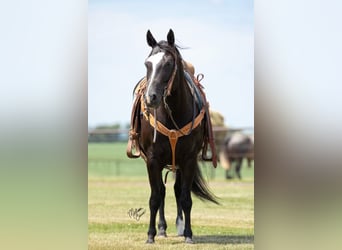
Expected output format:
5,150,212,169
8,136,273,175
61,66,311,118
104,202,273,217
88,126,253,143
88,126,253,178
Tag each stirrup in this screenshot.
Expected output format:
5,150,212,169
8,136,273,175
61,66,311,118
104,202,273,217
126,131,141,158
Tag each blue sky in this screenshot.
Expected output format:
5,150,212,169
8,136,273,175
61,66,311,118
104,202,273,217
88,0,253,128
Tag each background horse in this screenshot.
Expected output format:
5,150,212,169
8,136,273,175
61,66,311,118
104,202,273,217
219,132,254,179
134,29,218,244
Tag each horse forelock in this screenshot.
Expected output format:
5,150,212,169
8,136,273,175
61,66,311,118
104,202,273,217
149,41,182,63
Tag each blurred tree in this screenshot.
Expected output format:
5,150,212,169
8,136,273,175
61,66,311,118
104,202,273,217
95,123,121,129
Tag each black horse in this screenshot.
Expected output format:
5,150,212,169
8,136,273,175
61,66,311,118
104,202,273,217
128,29,218,244
219,132,254,179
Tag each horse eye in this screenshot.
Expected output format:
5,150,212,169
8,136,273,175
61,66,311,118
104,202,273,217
165,61,172,68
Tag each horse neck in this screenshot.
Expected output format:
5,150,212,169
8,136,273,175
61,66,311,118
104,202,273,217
163,67,194,125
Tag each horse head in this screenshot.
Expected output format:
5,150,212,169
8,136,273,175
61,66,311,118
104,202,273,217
144,29,179,108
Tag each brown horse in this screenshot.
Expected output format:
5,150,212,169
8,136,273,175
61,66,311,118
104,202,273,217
127,29,218,244
220,132,254,179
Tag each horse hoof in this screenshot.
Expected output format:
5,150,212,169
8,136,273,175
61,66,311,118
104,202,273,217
158,230,167,237
146,237,155,244
146,239,154,244
185,237,194,244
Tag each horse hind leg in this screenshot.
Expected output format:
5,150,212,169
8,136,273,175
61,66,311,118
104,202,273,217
176,216,185,237
174,170,184,236
179,160,197,244
181,186,194,244
225,159,234,179
235,158,243,179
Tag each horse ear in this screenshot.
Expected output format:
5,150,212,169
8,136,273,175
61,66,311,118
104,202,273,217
167,29,175,46
146,30,157,47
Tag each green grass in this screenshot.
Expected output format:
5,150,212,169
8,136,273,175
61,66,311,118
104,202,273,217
88,143,254,249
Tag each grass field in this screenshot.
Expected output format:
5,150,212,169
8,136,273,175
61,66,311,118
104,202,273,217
88,143,254,249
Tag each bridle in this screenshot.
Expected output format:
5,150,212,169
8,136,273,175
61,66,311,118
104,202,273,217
164,53,178,97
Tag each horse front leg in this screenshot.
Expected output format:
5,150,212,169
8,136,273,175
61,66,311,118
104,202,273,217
157,178,167,237
174,170,184,236
180,163,195,244
146,160,163,244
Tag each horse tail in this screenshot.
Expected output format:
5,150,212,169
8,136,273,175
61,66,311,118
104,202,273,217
191,164,220,205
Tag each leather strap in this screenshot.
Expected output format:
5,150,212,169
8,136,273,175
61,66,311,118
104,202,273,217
189,73,217,167
165,64,178,96
126,78,147,159
142,101,205,172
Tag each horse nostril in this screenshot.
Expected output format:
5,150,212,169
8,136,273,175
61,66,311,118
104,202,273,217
150,94,157,101
146,93,159,107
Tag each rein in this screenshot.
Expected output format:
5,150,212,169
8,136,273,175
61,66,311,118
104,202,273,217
162,91,197,137
165,62,178,97
158,50,198,138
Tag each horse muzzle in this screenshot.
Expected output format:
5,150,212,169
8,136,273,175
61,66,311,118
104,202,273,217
145,92,162,108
